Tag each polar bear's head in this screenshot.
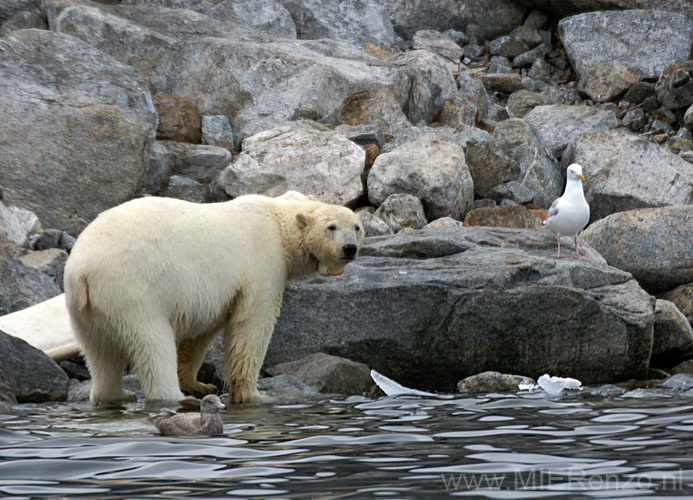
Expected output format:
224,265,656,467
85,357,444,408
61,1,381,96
296,204,365,277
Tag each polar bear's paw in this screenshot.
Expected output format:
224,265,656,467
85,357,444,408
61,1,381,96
91,388,138,405
181,380,219,399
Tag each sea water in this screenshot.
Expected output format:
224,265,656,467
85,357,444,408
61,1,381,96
0,382,692,499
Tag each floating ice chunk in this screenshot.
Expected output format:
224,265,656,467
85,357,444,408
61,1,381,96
518,381,539,392
537,374,582,396
660,373,693,391
370,370,437,397
518,374,582,396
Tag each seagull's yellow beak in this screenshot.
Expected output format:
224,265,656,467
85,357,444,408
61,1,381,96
578,173,585,180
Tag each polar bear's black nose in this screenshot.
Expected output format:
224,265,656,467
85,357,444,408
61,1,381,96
342,244,357,259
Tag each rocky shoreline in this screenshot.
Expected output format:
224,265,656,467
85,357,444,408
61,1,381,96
1,0,693,404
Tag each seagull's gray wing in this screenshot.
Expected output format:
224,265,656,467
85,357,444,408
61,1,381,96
546,198,560,219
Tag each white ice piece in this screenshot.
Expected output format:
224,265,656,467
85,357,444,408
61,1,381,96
370,369,437,397
537,374,582,396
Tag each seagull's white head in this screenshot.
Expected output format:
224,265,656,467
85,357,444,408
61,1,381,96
567,163,585,181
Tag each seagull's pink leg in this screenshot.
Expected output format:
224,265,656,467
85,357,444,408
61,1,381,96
574,234,589,261
551,235,565,258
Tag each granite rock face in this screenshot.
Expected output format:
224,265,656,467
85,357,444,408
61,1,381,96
0,329,69,403
267,227,655,390
0,29,157,235
563,130,693,222
558,10,693,80
581,206,693,295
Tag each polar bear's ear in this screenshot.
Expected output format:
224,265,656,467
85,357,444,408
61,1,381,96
296,212,313,229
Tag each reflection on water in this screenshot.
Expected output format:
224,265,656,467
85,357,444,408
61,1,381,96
1,385,693,499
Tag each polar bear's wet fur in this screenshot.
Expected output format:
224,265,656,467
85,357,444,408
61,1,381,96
64,194,364,404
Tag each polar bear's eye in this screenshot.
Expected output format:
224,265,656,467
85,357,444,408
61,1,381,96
354,225,360,232
328,224,338,231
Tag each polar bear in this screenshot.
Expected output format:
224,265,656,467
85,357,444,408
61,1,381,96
63,194,364,404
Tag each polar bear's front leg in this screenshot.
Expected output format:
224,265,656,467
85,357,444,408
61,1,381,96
224,289,282,403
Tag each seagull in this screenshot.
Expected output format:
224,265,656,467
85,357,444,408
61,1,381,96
148,394,226,436
544,163,590,260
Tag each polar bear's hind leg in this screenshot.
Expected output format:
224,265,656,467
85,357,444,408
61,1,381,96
177,331,221,398
129,320,185,401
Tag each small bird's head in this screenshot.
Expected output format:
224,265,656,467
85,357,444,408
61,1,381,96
200,394,226,413
567,163,585,181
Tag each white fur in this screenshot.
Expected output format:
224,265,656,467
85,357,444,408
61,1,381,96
64,194,364,404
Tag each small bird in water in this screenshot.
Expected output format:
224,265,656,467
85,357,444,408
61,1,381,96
148,394,226,436
544,163,590,260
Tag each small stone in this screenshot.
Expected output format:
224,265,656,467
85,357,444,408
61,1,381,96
201,115,234,151
479,73,524,94
33,229,62,251
488,56,513,74
412,30,464,64
489,35,528,58
357,209,393,237
507,90,547,118
60,232,76,251
18,248,68,290
513,44,547,69
374,194,428,233
0,11,46,36
163,176,207,204
661,283,693,325
153,95,202,143
423,217,465,230
0,203,41,248
622,108,647,132
490,181,534,205
684,105,693,129
577,61,643,103
60,358,90,381
623,81,656,105
257,374,320,398
671,360,693,375
266,352,372,395
656,60,693,109
457,371,533,393
651,300,693,369
335,124,385,149
463,205,544,230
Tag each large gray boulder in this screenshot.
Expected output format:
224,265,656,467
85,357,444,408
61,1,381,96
465,119,563,207
390,50,457,125
0,29,157,235
218,124,365,204
563,130,693,221
0,203,41,248
384,0,527,41
522,105,619,159
122,0,298,38
661,283,693,326
276,0,395,47
143,140,233,195
0,329,69,403
557,10,693,81
0,0,42,23
514,1,693,19
367,139,473,221
53,2,420,144
651,299,693,369
581,206,693,295
267,227,655,389
0,259,62,317
266,352,373,394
